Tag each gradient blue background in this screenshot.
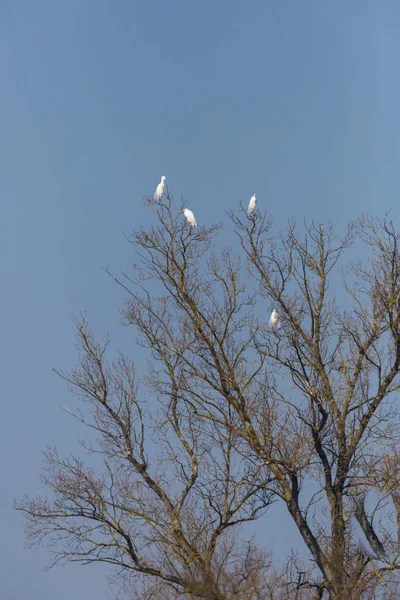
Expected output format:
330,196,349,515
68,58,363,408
1,1,400,598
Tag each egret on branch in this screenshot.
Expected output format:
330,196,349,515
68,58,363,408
269,309,278,329
154,176,166,201
248,194,257,216
183,208,197,228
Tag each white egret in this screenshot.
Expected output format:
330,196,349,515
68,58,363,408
269,309,278,329
154,176,166,201
183,208,197,228
248,194,257,216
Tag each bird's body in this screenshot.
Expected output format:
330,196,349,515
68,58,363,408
248,194,257,216
154,176,166,201
183,208,197,228
269,309,278,329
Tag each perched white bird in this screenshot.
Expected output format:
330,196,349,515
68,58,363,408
269,309,278,329
183,208,197,228
248,194,257,216
154,176,166,201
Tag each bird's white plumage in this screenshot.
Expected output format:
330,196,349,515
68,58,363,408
248,194,257,216
183,208,197,228
154,176,166,201
269,309,278,329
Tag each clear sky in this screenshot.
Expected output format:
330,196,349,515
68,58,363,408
1,1,400,598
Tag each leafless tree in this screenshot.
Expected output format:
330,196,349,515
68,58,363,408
16,197,400,598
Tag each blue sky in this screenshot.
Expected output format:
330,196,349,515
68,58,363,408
1,1,400,598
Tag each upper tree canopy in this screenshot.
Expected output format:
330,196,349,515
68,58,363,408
16,196,400,599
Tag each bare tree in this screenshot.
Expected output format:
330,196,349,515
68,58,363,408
16,197,400,598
